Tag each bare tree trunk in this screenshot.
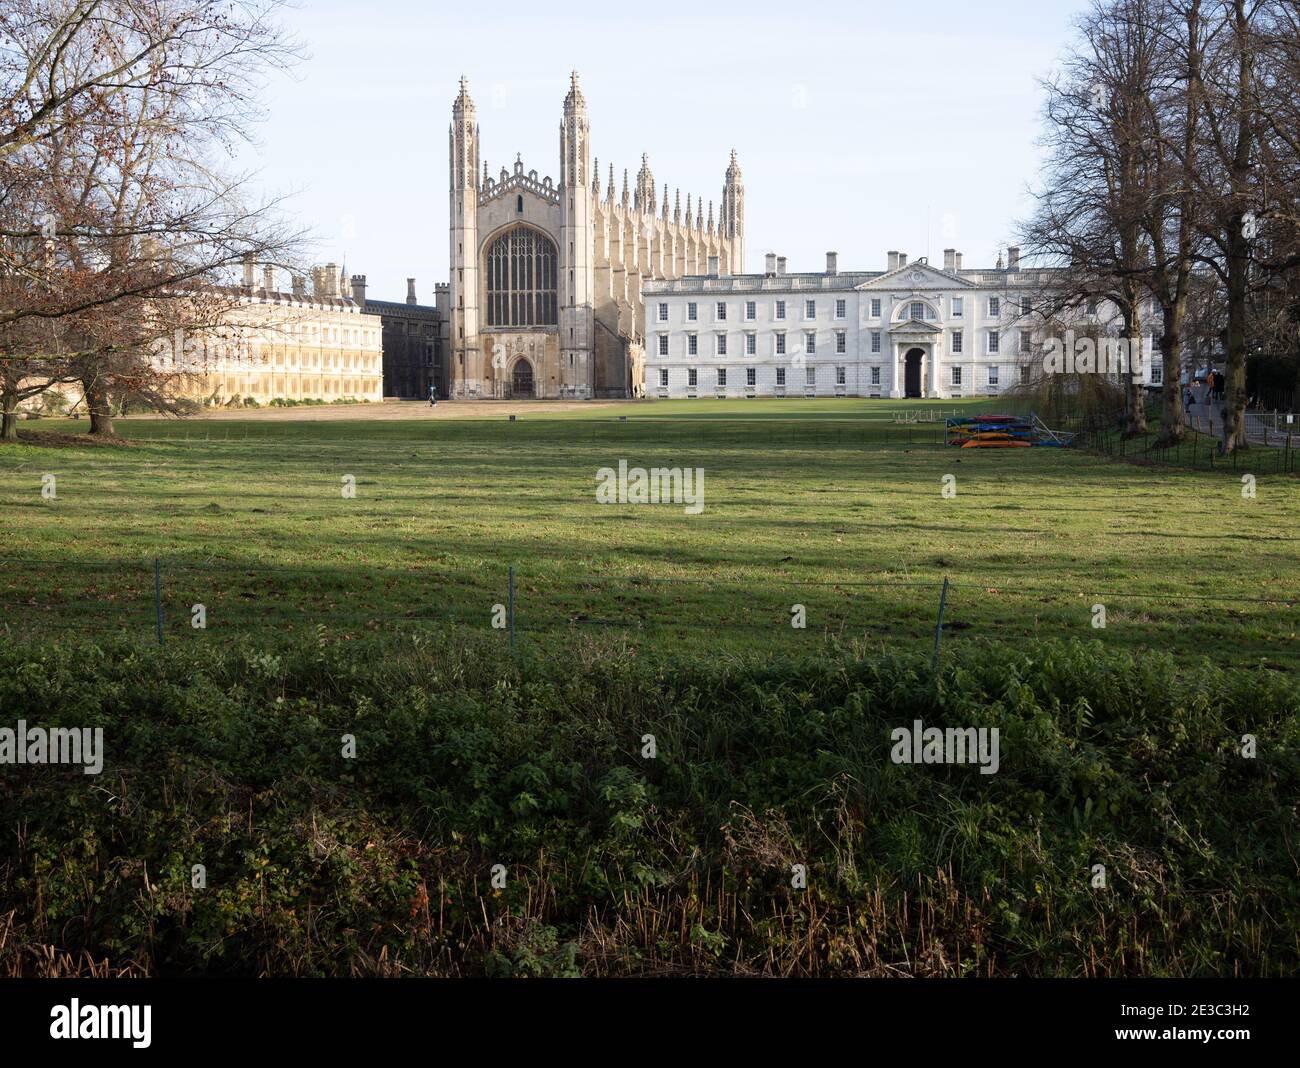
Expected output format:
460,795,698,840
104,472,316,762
1122,287,1148,436
1223,218,1250,451
1221,0,1254,453
0,389,18,441
84,380,115,437
1158,303,1188,444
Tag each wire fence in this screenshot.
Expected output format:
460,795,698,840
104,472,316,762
1075,419,1299,475
2,555,1295,665
1000,399,1300,476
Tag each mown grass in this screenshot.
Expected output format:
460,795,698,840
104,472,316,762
0,633,1295,977
0,399,1296,664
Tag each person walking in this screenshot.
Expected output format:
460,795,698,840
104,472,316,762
428,382,437,408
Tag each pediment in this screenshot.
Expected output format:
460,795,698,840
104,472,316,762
888,318,941,335
857,261,973,290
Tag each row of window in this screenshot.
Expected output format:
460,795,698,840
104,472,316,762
653,295,1038,324
653,365,1065,389
656,331,853,356
654,328,1035,357
657,367,851,388
657,298,842,323
655,361,1164,389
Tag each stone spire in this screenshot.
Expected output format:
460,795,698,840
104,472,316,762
621,168,629,209
607,162,614,203
674,189,681,224
592,157,599,193
563,69,585,113
635,153,655,215
450,75,478,192
662,186,670,219
721,147,745,254
695,197,703,230
685,193,692,224
453,75,474,116
725,147,742,183
707,200,714,234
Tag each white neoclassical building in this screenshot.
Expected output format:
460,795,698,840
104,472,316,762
643,248,1165,399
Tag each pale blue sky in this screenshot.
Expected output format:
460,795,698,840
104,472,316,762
241,0,1085,303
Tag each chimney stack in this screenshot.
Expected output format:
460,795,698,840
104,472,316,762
899,252,908,268
291,275,305,300
826,251,838,275
887,250,899,271
310,266,324,299
944,248,956,271
1007,245,1020,271
955,252,963,271
776,256,787,276
765,253,777,276
707,255,719,277
242,253,256,289
323,263,339,298
351,274,367,305
262,265,275,293
406,278,418,305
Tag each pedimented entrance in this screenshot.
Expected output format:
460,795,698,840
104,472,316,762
904,348,924,398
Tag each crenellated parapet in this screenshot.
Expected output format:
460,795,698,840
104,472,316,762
479,155,559,206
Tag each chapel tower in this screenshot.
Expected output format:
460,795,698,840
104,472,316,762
449,76,481,394
558,71,594,393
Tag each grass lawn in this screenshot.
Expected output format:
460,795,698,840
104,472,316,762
1,397,1297,665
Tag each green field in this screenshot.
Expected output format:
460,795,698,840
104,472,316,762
1,398,1297,665
3,399,1299,977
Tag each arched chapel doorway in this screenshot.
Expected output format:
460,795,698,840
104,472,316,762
511,358,535,398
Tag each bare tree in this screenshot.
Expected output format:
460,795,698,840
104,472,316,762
0,0,305,436
1139,0,1208,444
1182,0,1271,451
1022,0,1168,436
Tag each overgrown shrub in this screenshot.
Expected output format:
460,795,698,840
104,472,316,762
0,634,1294,977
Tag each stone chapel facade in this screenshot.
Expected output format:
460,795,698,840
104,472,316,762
448,73,744,399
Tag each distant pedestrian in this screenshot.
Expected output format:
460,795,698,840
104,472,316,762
428,383,437,408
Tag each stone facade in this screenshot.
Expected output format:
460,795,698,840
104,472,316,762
165,262,384,405
448,73,744,399
644,249,1166,400
352,275,451,400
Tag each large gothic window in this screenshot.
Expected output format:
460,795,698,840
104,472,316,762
485,226,558,327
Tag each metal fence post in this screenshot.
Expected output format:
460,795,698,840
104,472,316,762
932,576,950,671
508,565,516,653
154,558,164,646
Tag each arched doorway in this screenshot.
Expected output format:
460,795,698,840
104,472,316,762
904,348,924,398
511,358,535,398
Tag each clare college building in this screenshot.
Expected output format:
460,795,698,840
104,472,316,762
644,247,1164,400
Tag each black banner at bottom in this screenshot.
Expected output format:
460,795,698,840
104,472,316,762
0,977,1287,1054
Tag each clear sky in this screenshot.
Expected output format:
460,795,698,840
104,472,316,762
239,0,1086,303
